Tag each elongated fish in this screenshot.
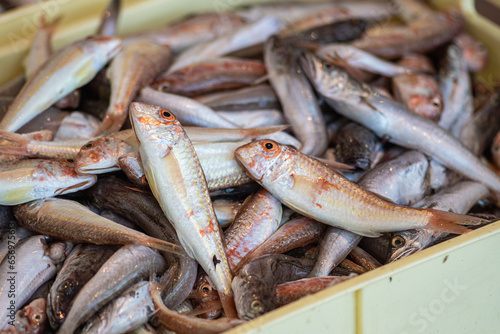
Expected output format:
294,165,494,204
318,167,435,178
130,102,236,317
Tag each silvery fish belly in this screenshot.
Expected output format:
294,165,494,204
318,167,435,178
129,102,235,316
0,159,96,205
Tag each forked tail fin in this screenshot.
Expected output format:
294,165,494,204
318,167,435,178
424,209,486,234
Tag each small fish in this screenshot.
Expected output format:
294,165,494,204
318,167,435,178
130,102,236,317
224,188,282,270
235,140,484,237
0,159,96,205
0,36,121,132
96,42,172,136
56,245,167,334
0,236,69,330
392,54,443,121
265,36,327,156
47,244,116,329
168,16,284,73
80,281,154,334
13,198,184,255
152,57,266,97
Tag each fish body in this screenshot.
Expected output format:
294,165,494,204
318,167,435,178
0,36,121,132
130,102,235,317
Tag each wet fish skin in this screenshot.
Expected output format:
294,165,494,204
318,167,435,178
215,109,285,129
152,57,266,97
122,12,246,53
97,0,120,37
0,236,70,330
235,140,481,237
308,227,361,277
96,42,172,136
54,111,100,140
130,102,235,317
0,159,96,205
13,198,184,255
453,32,488,72
195,84,279,111
81,281,154,334
224,188,282,270
334,122,380,170
56,245,167,334
233,254,314,320
282,18,367,45
87,176,198,309
265,36,327,156
0,220,33,263
47,244,116,330
0,36,122,132
301,52,500,196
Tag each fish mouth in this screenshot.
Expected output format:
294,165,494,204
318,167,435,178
387,246,421,263
54,177,97,196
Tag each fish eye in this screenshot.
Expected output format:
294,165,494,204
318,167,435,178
324,63,332,70
82,142,95,150
66,159,74,163
391,235,405,248
261,140,278,153
250,300,264,313
160,82,171,92
160,109,175,121
432,99,441,107
200,283,211,295
31,313,42,323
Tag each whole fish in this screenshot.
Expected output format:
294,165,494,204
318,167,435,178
224,188,282,270
233,254,314,320
196,84,279,111
0,236,69,330
392,54,443,121
235,140,484,237
130,102,236,317
56,245,167,334
350,1,464,58
0,159,96,205
80,281,153,334
47,244,116,330
168,16,284,73
233,216,325,274
96,42,172,136
333,122,381,170
87,176,198,309
13,198,184,255
301,52,500,196
0,36,121,132
265,36,327,156
2,298,48,334
123,12,246,53
152,57,266,97
138,87,239,128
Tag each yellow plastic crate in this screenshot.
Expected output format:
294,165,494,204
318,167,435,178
0,1,499,333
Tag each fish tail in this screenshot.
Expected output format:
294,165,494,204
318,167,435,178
143,236,186,257
0,130,31,156
424,209,486,234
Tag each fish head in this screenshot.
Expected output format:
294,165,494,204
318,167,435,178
387,229,429,263
192,274,222,319
408,95,443,121
47,277,79,329
129,102,183,148
235,139,285,183
14,298,48,334
232,274,274,320
300,52,348,97
75,137,124,174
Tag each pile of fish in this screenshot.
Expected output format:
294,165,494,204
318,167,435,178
1,0,499,333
